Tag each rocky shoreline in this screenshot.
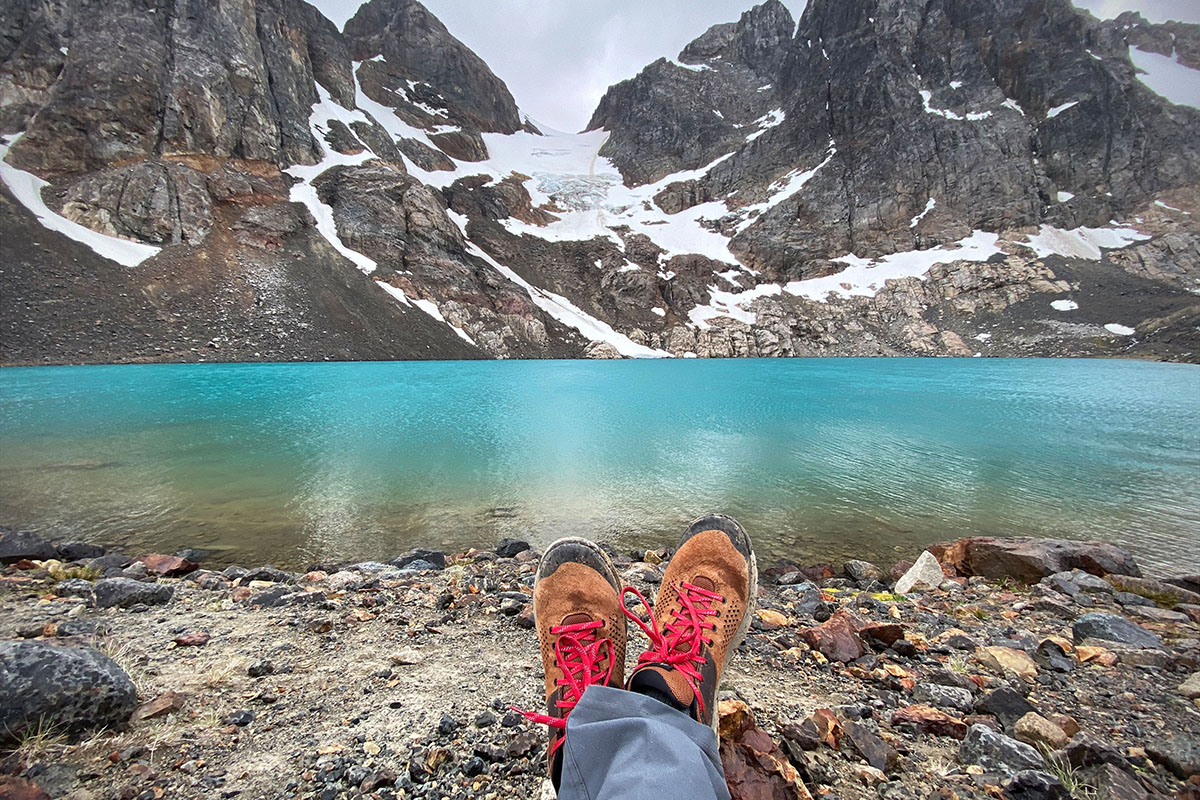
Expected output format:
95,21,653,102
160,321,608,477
1,529,1198,800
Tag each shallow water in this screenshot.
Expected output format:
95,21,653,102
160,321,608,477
1,358,1197,573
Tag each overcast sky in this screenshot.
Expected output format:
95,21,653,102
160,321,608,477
309,0,1200,133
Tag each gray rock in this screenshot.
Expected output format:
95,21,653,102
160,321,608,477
54,579,95,599
391,548,447,570
1004,771,1069,800
1113,591,1155,607
843,559,885,585
1072,613,1162,649
959,724,1046,779
0,528,58,563
92,577,173,609
241,566,296,584
1146,735,1200,779
894,551,946,594
57,541,105,561
0,641,136,743
913,683,975,713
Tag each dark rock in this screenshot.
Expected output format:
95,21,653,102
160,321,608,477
843,719,897,772
1146,735,1200,779
0,528,58,563
400,559,438,572
843,560,885,585
437,714,459,735
462,756,486,777
0,641,136,743
174,548,212,563
494,538,531,558
958,724,1045,779
1033,639,1075,673
781,718,821,751
391,548,447,570
92,577,172,609
56,620,104,637
222,566,249,581
56,541,105,561
973,688,1036,732
859,623,905,648
474,710,497,728
223,709,255,727
1004,771,1069,800
1114,591,1155,608
241,566,296,584
248,660,274,678
1065,735,1126,770
1165,575,1200,595
1072,613,1162,649
249,587,292,607
1079,763,1150,800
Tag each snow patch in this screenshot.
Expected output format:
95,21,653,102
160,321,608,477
974,332,992,341
1051,299,1079,311
1129,47,1200,109
462,240,668,358
651,307,666,317
1002,98,1027,116
1056,191,1075,202
1020,224,1150,261
790,230,1003,302
1155,199,1190,214
1104,323,1136,336
746,108,785,142
909,197,935,228
920,89,993,121
1046,101,1079,118
284,86,378,274
0,134,161,267
734,142,835,233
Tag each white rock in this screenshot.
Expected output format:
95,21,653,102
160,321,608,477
895,550,946,594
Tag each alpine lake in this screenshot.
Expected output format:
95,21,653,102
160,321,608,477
1,358,1198,575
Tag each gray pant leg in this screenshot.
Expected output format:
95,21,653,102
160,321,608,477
556,685,730,800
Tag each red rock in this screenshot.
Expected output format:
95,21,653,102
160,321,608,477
889,560,915,582
860,623,905,647
890,705,969,739
799,563,836,582
231,586,252,602
928,537,1140,583
797,610,866,663
0,777,51,800
132,691,186,722
810,708,843,749
137,554,197,576
173,632,210,647
719,700,814,800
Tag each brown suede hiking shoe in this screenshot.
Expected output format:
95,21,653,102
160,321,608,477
520,537,625,786
623,513,757,728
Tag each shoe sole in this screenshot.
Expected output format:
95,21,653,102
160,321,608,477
678,513,759,734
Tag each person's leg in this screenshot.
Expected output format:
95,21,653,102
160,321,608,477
548,514,757,800
525,537,627,788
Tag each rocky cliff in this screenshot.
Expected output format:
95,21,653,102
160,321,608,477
2,0,1198,364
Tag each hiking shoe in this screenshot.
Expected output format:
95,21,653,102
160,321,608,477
518,537,625,786
622,513,757,728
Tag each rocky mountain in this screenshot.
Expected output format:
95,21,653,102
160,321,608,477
1,0,1198,365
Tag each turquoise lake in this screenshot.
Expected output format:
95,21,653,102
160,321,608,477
1,358,1198,574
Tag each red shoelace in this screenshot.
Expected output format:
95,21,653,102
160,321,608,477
621,582,722,717
515,618,613,755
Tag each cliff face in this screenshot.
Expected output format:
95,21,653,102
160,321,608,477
1,0,1198,365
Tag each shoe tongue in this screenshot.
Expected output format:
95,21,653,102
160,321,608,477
690,576,715,591
630,665,695,710
561,612,591,626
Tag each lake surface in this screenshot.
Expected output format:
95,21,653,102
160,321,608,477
1,359,1198,574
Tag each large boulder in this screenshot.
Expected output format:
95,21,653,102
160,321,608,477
0,642,137,743
929,538,1141,583
92,578,173,609
0,528,58,563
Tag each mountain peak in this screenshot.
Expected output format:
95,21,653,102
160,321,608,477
679,0,795,77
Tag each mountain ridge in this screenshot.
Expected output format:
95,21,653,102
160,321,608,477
1,0,1198,365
